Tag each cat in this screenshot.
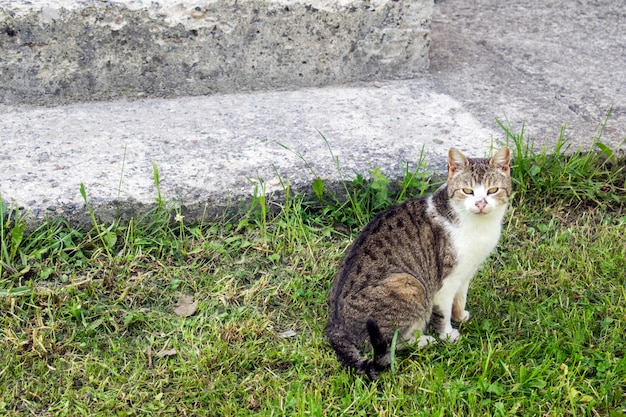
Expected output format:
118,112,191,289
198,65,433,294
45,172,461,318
326,147,512,379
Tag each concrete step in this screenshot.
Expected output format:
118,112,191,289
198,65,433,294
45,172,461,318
1,0,625,229
1,0,432,106
0,78,496,228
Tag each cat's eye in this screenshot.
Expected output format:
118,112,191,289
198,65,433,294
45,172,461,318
462,188,474,195
487,187,499,195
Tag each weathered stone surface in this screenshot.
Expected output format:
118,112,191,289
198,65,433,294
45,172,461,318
0,0,432,105
0,79,492,229
1,0,624,231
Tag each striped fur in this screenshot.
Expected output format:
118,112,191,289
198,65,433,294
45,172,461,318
326,148,512,379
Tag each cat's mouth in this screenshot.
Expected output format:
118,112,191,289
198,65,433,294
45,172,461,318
474,207,491,215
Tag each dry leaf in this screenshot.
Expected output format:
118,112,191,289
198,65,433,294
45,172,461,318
173,294,197,317
155,348,177,358
278,329,297,338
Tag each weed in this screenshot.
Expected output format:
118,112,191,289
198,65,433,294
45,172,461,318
280,133,434,230
0,198,25,277
497,112,625,208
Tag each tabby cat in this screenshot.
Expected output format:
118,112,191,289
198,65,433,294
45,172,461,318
326,147,512,379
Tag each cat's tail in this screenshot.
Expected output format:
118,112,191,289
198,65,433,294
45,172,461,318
366,318,391,374
327,318,390,380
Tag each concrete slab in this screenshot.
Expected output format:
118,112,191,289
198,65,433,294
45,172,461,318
0,79,495,227
430,0,626,149
1,0,625,228
0,0,432,105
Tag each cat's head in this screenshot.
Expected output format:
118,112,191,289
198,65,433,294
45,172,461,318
447,147,512,217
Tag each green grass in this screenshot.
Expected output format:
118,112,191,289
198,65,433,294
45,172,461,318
1,125,625,416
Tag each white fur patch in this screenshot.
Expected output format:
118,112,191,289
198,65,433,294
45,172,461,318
427,190,508,336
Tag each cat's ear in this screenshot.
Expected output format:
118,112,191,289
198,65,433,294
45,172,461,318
489,147,511,173
448,148,469,175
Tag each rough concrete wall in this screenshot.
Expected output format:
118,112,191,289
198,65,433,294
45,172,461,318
0,0,432,106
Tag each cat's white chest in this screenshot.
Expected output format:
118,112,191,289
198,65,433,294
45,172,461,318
426,194,507,284
451,216,502,270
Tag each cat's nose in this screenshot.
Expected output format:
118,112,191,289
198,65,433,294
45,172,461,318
475,199,487,211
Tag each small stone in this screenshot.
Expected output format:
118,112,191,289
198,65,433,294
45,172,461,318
191,10,205,19
373,81,382,88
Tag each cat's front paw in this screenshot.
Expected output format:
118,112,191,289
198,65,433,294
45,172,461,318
454,310,471,323
417,335,436,348
439,329,460,343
